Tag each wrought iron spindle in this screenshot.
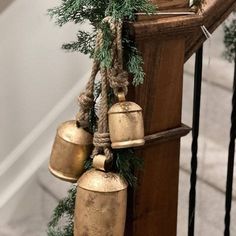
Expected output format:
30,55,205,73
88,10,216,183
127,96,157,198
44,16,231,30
224,51,236,236
188,45,203,236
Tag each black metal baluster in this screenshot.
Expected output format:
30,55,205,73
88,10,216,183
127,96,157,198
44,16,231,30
188,45,203,236
224,51,236,236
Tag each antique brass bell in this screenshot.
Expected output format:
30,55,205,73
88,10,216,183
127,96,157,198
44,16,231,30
108,92,145,149
74,155,128,236
49,120,93,183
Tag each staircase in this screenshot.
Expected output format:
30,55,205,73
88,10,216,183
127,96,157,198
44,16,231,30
0,0,235,235
0,0,91,234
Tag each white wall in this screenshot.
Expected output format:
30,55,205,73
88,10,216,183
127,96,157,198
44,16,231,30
0,0,91,160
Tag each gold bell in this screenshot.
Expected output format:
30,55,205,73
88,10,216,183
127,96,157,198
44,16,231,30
108,92,145,149
74,155,128,236
49,120,93,183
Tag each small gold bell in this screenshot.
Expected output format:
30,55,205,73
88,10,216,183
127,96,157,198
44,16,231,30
108,92,145,149
74,155,128,236
49,120,93,183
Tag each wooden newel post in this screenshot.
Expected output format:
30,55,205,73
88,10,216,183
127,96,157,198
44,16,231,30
125,1,191,235
122,0,236,234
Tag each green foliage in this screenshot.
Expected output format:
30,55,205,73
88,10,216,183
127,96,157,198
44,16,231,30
47,186,76,236
193,0,205,10
105,0,156,20
48,222,73,236
48,0,155,26
223,14,236,63
95,23,114,68
62,31,96,56
85,149,143,187
125,46,145,86
114,149,143,187
48,0,156,84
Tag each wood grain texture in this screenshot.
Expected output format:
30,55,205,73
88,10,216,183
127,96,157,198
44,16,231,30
150,0,189,9
124,1,236,234
125,37,185,236
134,38,185,134
126,140,181,236
185,0,236,60
136,8,196,22
128,0,236,60
144,123,191,145
127,14,201,41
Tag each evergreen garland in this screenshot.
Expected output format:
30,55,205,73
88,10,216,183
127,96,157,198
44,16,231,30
223,12,236,63
48,0,156,85
48,186,76,236
192,0,205,11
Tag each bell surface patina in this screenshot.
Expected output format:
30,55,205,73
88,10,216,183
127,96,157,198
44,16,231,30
74,168,128,236
49,120,92,183
108,100,145,149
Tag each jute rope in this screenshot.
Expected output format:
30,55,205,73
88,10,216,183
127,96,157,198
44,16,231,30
92,68,112,160
107,19,129,97
77,16,129,164
76,32,103,128
77,61,99,128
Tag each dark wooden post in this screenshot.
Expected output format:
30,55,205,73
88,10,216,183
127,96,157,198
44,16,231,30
124,0,236,235
125,34,189,236
125,1,190,235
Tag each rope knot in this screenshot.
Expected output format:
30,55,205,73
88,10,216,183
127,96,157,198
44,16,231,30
108,69,129,96
93,132,110,148
78,92,94,110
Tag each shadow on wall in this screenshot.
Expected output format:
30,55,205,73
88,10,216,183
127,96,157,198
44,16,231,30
0,0,15,14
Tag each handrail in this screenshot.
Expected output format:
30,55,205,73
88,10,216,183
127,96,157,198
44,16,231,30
186,0,236,60
128,0,236,60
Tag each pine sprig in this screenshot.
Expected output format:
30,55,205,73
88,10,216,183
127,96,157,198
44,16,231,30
223,13,236,63
48,0,156,84
85,149,143,187
105,0,155,20
62,31,96,55
126,46,145,86
114,149,143,187
192,0,205,11
48,221,73,236
47,186,76,236
95,23,114,68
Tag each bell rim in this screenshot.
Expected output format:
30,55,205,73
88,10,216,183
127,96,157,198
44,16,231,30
78,185,127,194
48,164,78,183
111,139,145,149
108,109,142,115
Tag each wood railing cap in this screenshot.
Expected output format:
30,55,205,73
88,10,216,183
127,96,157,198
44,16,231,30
128,0,236,41
128,14,203,40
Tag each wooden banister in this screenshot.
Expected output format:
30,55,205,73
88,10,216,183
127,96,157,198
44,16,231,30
125,1,235,235
128,0,236,60
185,0,236,60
